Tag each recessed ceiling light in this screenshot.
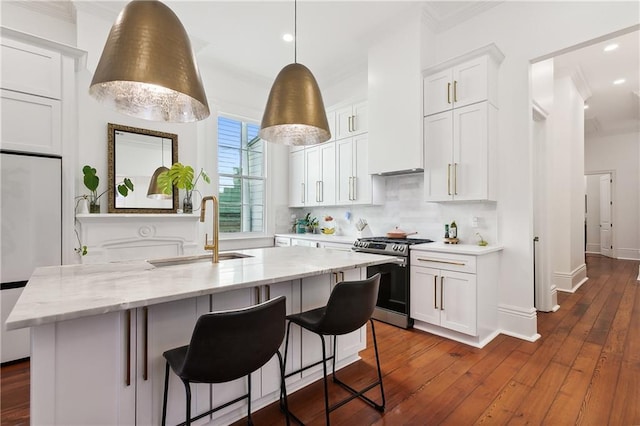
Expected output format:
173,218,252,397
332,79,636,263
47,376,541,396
604,43,619,52
584,104,589,109
613,78,626,85
282,33,294,42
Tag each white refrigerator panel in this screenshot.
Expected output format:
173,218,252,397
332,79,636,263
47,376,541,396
1,152,62,362
1,152,62,282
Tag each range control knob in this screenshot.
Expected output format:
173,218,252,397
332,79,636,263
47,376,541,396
399,246,406,252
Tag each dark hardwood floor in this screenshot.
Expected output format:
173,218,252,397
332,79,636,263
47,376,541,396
2,254,639,425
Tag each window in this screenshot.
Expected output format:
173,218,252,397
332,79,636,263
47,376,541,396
217,116,265,233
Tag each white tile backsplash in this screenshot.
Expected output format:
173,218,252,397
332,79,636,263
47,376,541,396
286,174,498,245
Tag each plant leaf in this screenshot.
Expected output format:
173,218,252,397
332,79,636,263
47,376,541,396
167,163,195,190
117,185,128,197
201,170,211,184
83,165,99,192
124,178,134,191
157,170,173,195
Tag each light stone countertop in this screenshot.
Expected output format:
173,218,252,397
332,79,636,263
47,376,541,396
5,246,391,331
412,242,504,255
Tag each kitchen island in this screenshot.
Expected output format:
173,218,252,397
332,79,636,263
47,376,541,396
6,246,390,426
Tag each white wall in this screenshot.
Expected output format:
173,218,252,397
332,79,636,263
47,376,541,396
429,0,639,339
585,131,640,260
550,76,586,291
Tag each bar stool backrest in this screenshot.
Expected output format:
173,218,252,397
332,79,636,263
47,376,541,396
177,296,286,384
318,273,381,336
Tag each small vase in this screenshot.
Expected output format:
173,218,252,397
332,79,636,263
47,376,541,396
78,198,89,214
183,191,193,214
89,202,100,213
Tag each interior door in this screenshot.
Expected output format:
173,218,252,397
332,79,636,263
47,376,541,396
599,174,612,257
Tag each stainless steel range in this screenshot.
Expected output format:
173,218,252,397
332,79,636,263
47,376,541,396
352,236,433,328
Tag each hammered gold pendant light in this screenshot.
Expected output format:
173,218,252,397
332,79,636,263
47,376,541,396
147,138,171,199
89,0,209,123
259,0,330,145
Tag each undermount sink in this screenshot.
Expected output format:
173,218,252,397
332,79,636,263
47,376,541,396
148,252,253,267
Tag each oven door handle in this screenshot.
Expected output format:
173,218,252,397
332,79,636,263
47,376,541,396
390,257,407,267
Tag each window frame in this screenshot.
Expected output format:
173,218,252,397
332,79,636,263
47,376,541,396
217,113,267,236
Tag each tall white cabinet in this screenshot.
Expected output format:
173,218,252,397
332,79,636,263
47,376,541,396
287,100,382,208
0,28,84,362
422,44,504,202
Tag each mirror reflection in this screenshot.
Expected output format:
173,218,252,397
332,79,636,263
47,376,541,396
107,123,178,213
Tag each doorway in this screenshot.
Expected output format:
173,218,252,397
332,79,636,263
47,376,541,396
585,172,614,257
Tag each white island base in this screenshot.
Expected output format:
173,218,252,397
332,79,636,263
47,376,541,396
15,248,388,425
31,273,366,425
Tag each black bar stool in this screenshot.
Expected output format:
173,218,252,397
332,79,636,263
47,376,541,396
281,273,385,425
161,296,290,426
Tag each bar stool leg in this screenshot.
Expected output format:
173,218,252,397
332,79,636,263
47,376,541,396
183,380,192,426
320,335,331,426
277,351,291,426
247,374,253,426
370,319,386,410
162,362,170,426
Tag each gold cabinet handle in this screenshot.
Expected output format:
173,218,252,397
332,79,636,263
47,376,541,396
447,82,451,104
301,182,305,204
352,176,357,200
254,286,261,304
447,164,452,195
348,176,352,200
333,272,339,283
416,258,466,266
142,307,148,381
320,180,324,203
265,284,271,301
351,115,356,132
125,310,131,386
348,116,352,132
453,80,458,103
340,271,345,282
440,276,445,311
453,163,458,195
433,276,438,310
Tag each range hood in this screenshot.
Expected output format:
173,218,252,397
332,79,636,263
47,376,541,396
374,168,424,177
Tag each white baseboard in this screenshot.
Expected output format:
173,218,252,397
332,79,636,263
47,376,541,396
554,263,587,292
498,304,539,341
616,247,640,261
585,243,600,253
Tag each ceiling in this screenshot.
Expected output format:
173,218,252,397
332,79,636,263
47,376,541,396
11,1,639,137
554,28,640,137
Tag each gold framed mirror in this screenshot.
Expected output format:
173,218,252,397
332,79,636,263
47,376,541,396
107,123,178,213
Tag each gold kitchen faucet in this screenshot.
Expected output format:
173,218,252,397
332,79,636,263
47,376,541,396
200,196,219,263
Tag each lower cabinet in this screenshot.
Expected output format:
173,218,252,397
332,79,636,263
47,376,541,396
409,249,500,348
410,266,477,336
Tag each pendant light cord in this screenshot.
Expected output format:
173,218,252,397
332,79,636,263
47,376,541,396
294,0,297,63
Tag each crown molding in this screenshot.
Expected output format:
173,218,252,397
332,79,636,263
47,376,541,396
72,1,122,22
421,1,503,33
570,66,593,102
7,0,75,23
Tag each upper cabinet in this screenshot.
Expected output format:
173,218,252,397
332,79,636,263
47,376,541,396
423,55,499,116
288,100,383,208
422,44,504,202
0,29,85,156
304,142,336,207
336,135,383,206
335,101,368,139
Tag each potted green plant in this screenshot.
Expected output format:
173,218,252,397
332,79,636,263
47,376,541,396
157,162,210,213
80,165,134,213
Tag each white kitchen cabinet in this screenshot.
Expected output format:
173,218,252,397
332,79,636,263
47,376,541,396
291,238,317,248
424,102,497,201
423,47,502,117
410,266,477,336
336,101,368,139
275,236,291,247
326,109,337,142
409,247,500,348
1,37,62,99
336,135,383,206
289,149,306,207
305,142,336,206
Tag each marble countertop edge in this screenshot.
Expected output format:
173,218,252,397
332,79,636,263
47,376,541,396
5,247,390,330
